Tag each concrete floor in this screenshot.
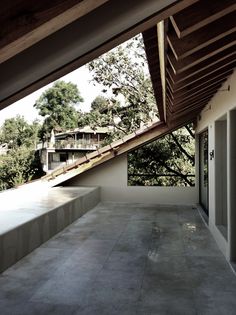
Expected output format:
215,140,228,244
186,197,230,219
0,202,236,315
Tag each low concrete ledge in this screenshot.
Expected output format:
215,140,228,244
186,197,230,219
0,187,100,273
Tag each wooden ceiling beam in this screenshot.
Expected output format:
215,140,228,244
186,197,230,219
167,96,212,114
170,72,232,100
170,60,236,92
0,0,110,64
166,112,197,129
171,85,222,107
0,0,198,110
167,11,236,59
171,100,211,116
168,69,233,99
169,89,218,109
172,80,226,103
167,112,199,128
170,0,236,38
169,49,236,82
168,44,236,75
168,106,208,127
143,27,164,121
166,75,175,93
166,100,207,125
166,32,236,74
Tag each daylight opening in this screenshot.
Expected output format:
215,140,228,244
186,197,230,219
0,34,159,191
128,124,195,187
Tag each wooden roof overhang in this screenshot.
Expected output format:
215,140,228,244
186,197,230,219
0,0,199,111
143,0,236,128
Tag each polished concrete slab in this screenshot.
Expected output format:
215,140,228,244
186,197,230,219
0,202,236,314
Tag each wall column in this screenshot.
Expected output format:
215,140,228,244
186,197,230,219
229,110,236,261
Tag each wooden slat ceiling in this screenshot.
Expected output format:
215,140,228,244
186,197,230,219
143,0,236,127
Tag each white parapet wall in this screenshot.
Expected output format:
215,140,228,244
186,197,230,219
65,153,198,205
0,187,100,273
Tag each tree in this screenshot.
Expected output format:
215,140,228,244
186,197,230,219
34,80,83,140
0,116,43,191
91,95,111,113
0,116,40,149
128,124,195,187
88,35,195,186
0,147,42,190
88,35,158,137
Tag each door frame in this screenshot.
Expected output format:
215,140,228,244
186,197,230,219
199,129,209,216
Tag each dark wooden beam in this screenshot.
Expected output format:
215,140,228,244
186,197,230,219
143,27,164,121
168,44,236,75
171,99,211,116
167,79,226,104
0,0,198,110
166,100,207,124
167,69,233,98
166,32,236,73
170,60,236,92
168,49,236,82
167,113,197,129
167,96,212,115
170,0,236,38
171,85,222,107
171,73,231,100
167,12,236,59
0,0,110,64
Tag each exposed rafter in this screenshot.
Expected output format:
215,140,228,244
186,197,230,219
143,0,236,127
0,0,198,111
168,11,236,59
170,0,236,38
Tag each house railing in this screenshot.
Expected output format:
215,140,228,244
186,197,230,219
37,139,103,150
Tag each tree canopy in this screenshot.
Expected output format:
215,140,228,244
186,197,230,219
0,115,40,149
87,35,158,138
128,125,195,187
87,35,195,186
34,81,83,140
0,116,43,190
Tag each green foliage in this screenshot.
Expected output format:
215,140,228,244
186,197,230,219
128,125,195,187
0,116,40,149
0,35,196,190
34,81,83,140
88,35,158,138
0,116,43,191
87,35,195,186
91,95,110,113
0,146,43,191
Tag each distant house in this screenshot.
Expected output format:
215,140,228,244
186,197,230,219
37,126,111,173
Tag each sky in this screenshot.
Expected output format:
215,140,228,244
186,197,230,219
0,66,104,126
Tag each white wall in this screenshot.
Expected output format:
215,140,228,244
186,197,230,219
196,70,236,260
65,153,198,205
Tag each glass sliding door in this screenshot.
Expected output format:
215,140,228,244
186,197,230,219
199,130,209,216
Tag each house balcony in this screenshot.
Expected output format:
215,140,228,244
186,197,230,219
37,139,103,151
0,195,236,314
